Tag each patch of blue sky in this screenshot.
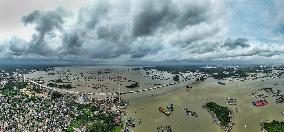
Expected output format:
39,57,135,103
227,0,278,42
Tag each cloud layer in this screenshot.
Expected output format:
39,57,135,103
0,0,284,63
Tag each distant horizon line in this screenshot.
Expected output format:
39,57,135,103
0,59,284,66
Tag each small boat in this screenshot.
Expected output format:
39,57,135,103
159,107,170,115
167,104,174,111
252,100,268,107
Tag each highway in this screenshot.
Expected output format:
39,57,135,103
26,78,195,96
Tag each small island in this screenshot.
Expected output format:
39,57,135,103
261,120,284,132
203,102,234,131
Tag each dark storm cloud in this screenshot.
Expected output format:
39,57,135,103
63,0,216,59
58,0,131,59
132,1,171,37
9,44,25,56
84,37,130,59
7,37,27,56
21,8,66,34
222,38,250,50
4,0,279,62
61,32,84,55
21,7,69,55
130,39,165,58
0,0,225,61
132,0,209,37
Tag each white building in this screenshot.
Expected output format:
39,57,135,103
0,80,8,87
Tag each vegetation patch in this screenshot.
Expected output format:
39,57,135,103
261,120,284,132
204,102,234,131
66,103,118,132
0,82,28,97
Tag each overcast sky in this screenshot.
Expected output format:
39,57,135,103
0,0,284,64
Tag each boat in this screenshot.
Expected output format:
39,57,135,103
159,107,170,115
167,104,174,111
252,100,268,107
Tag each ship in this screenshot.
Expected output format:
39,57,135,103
159,107,170,115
